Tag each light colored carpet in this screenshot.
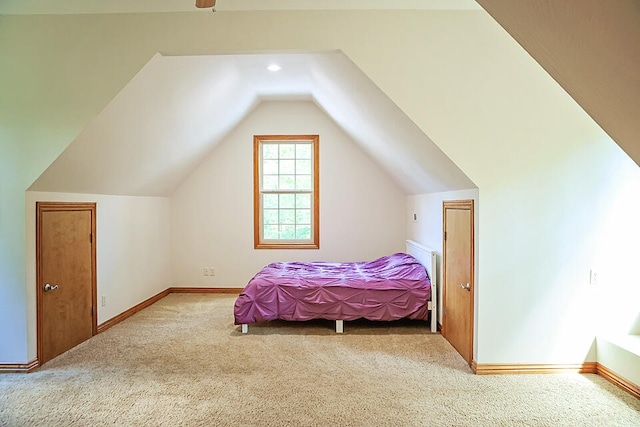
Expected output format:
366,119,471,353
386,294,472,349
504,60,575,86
1,293,639,426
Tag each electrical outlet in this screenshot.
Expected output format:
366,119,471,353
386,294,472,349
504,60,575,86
203,267,210,276
412,213,418,223
209,267,216,276
101,295,106,307
590,269,599,285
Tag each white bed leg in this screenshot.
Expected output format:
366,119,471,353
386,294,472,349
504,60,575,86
336,320,344,334
429,301,437,333
241,324,248,334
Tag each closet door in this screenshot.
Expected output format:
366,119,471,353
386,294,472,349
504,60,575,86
37,202,97,365
442,199,474,365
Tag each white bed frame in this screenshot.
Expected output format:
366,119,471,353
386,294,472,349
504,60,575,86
405,239,439,333
241,239,439,334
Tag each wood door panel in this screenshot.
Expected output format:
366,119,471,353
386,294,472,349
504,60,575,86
443,200,474,365
444,209,471,360
38,203,96,365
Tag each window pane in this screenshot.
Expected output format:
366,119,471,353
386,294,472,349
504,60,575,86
263,160,279,175
296,175,312,190
280,159,295,175
255,136,318,248
279,144,295,159
296,226,311,240
263,144,279,159
280,209,295,224
279,194,295,209
263,175,279,190
263,194,279,209
297,144,311,159
264,225,279,240
296,159,311,175
280,225,296,239
279,175,295,190
296,209,311,225
263,209,279,225
296,193,311,209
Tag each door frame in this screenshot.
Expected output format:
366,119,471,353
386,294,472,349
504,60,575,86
442,199,475,365
36,202,98,365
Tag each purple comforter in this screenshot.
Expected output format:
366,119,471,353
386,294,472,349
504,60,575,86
234,253,431,325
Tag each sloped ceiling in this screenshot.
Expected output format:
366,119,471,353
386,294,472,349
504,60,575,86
0,0,481,14
477,0,640,167
30,51,475,196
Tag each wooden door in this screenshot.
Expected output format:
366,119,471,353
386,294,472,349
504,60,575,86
37,202,97,365
442,200,474,365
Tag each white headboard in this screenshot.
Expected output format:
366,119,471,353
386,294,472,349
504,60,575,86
406,239,438,333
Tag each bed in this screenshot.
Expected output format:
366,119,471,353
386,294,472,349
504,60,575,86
234,240,438,333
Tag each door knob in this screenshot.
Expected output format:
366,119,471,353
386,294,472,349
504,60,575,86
460,283,470,291
44,283,59,292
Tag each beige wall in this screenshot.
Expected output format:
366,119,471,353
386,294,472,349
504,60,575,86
1,10,638,376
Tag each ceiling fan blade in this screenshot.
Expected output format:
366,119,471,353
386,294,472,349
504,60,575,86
195,0,216,8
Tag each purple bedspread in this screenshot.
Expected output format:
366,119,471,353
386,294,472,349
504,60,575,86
234,253,431,325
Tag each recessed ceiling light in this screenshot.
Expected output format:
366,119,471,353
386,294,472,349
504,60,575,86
266,64,282,72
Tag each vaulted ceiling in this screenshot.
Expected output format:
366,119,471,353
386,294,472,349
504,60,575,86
477,0,640,167
18,0,640,198
29,51,475,196
13,1,480,199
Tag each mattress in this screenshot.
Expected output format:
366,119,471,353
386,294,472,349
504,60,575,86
234,252,431,325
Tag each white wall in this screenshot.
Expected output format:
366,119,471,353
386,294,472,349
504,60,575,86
469,133,640,365
597,337,640,387
0,136,29,362
590,158,640,337
25,192,172,358
407,190,479,252
171,100,406,287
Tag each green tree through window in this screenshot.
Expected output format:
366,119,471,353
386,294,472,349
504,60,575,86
254,135,319,249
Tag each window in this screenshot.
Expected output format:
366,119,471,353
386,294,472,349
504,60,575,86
254,135,319,249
